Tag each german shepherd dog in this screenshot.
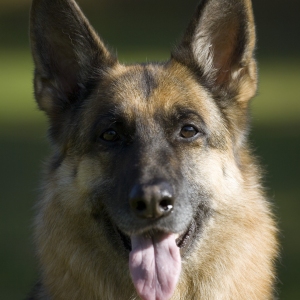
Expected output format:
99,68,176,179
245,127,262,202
29,0,278,299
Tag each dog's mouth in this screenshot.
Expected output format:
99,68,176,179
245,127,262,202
115,220,196,255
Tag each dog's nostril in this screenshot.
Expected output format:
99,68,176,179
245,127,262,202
159,199,173,212
135,201,147,212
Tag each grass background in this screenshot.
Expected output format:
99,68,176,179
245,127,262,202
0,0,299,299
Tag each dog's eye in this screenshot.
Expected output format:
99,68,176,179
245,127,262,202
180,125,198,139
101,129,120,142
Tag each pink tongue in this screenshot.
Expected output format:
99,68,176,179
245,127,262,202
129,233,181,300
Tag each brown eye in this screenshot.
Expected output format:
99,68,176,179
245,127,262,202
101,129,119,142
180,125,198,139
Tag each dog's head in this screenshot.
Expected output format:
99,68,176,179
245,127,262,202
31,0,257,299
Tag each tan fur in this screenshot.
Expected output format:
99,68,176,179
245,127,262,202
29,0,278,299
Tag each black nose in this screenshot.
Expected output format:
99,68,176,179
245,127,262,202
129,182,174,219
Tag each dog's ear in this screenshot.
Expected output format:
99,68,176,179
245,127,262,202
172,0,257,103
30,0,116,117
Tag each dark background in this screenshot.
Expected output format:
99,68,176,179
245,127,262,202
0,0,299,299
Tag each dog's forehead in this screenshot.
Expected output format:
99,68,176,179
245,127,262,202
99,62,217,122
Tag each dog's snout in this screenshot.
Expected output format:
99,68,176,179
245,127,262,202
129,182,174,219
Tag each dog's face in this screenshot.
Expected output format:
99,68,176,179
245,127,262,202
76,63,224,237
31,0,257,299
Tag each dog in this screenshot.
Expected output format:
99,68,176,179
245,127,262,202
28,0,278,299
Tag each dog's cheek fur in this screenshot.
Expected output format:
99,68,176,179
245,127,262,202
173,149,276,299
35,155,139,299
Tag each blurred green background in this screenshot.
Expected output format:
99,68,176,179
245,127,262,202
0,0,299,299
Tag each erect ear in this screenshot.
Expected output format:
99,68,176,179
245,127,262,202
30,0,117,118
172,0,257,103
